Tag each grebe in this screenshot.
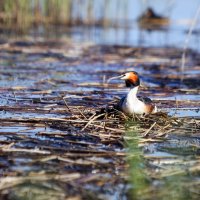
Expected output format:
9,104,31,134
109,71,157,116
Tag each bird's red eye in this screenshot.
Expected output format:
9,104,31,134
121,74,126,78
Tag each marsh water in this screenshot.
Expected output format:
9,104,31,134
0,1,200,200
0,40,199,200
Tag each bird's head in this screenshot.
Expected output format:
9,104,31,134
107,71,140,88
119,71,140,87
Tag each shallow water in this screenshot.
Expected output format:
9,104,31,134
1,1,200,195
169,108,200,118
0,40,199,199
126,121,200,200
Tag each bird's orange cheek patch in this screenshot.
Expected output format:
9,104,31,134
129,74,138,84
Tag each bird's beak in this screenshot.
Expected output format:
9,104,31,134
107,75,125,83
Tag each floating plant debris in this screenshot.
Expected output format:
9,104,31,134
0,39,199,199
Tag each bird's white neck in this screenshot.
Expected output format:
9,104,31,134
127,86,139,100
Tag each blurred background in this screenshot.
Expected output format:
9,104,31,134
0,0,200,51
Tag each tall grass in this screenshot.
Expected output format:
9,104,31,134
0,0,128,31
1,0,32,29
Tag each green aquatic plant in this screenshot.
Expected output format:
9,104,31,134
125,120,200,200
125,121,151,200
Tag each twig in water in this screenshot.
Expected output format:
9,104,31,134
62,97,71,112
75,106,88,119
142,122,157,137
81,113,105,131
63,96,87,119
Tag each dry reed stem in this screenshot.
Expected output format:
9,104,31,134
62,97,72,112
38,155,96,165
81,113,105,131
181,4,200,76
0,173,81,191
142,122,157,137
1,146,51,155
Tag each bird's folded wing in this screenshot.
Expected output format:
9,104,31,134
137,95,153,104
115,96,126,110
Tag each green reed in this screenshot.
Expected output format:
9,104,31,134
0,0,129,32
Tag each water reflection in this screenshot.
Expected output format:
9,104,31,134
126,121,200,200
126,123,150,199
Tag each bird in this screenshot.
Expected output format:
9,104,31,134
108,71,157,116
137,7,169,31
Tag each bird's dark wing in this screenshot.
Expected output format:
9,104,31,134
115,96,126,111
137,95,153,104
